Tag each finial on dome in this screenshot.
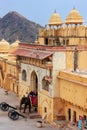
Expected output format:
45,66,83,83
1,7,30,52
73,6,75,10
54,9,56,13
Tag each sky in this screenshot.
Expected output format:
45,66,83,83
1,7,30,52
0,0,87,26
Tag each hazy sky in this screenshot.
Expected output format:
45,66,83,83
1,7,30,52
0,0,87,26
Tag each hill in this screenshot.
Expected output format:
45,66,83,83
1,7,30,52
0,11,43,43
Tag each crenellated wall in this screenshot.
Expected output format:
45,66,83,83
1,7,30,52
38,25,87,46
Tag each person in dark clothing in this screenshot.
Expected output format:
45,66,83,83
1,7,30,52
20,95,27,112
19,95,31,113
23,97,31,113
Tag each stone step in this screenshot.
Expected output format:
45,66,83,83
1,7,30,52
29,112,41,119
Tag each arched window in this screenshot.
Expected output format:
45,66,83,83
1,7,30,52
22,69,27,81
42,78,49,91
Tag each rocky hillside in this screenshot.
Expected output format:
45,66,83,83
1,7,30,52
0,11,43,43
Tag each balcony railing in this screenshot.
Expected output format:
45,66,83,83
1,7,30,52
44,75,52,83
45,62,52,69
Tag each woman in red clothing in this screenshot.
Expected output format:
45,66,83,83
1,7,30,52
29,91,37,106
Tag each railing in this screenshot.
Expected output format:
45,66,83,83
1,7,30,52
45,62,52,69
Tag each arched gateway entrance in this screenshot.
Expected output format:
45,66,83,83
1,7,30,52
30,71,38,110
30,71,38,95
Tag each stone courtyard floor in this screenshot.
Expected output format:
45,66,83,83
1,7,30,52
0,87,79,130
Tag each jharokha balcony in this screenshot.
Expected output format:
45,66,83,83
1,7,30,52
44,75,52,83
45,61,53,69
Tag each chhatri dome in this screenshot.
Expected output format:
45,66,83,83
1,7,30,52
0,39,10,52
48,10,62,26
10,39,20,53
10,39,20,47
65,7,83,24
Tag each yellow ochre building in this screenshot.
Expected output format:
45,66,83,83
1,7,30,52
0,8,87,124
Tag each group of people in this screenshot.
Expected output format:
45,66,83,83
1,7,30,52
78,116,87,130
20,91,37,113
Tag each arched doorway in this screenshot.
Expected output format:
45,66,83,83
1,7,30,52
30,71,38,95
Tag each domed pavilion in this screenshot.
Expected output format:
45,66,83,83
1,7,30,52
65,7,83,25
48,10,62,27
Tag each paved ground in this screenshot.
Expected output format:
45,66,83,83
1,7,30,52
0,87,78,130
0,88,59,130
